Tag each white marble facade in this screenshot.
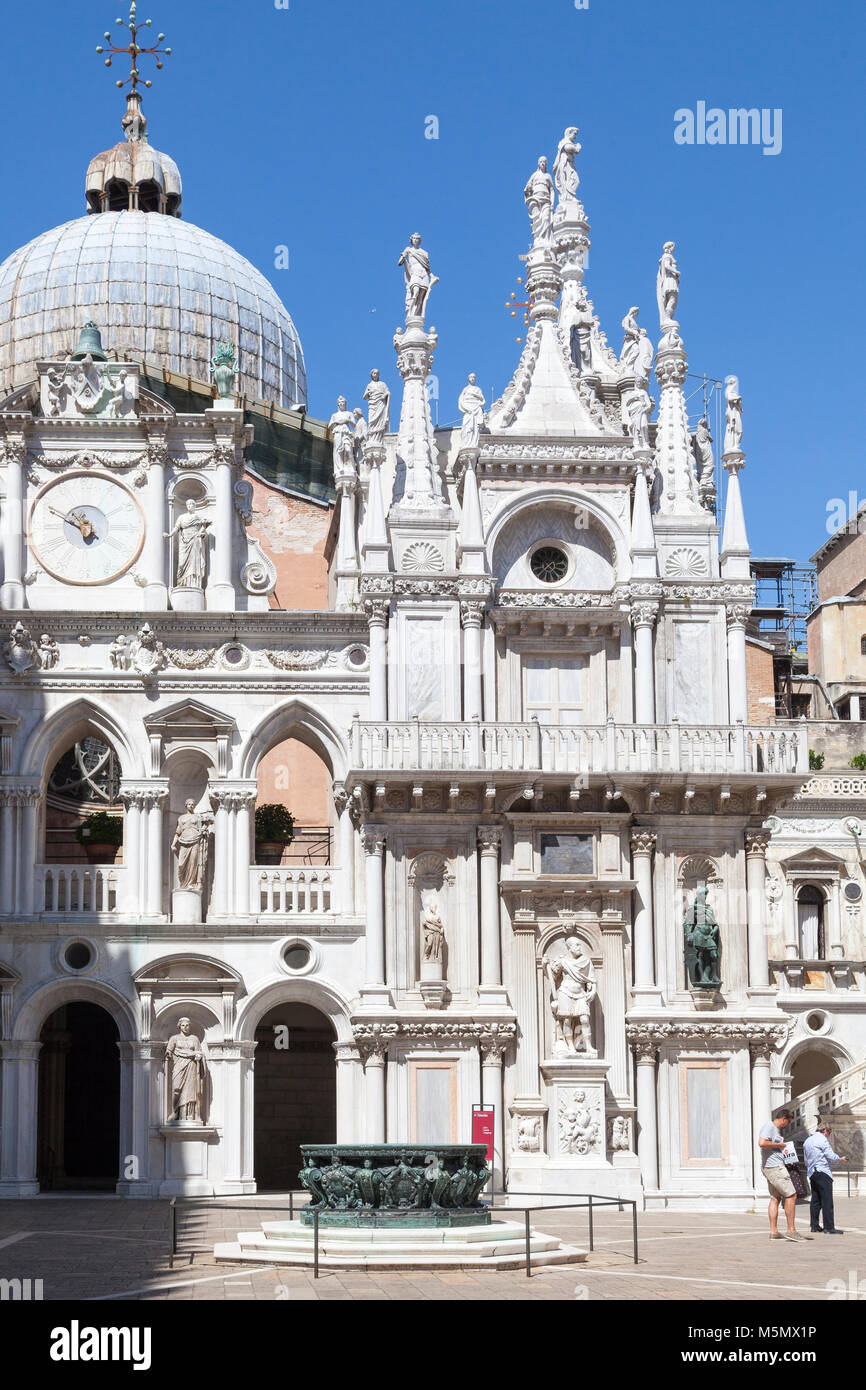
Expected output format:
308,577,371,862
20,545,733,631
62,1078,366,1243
0,122,827,1209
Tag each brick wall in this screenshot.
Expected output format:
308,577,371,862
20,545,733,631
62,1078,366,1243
245,474,333,611
746,638,777,723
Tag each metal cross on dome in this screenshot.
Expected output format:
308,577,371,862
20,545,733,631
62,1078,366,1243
96,2,172,93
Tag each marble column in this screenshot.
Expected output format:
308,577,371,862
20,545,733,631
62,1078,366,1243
209,788,230,918
142,438,168,610
0,1041,41,1194
334,784,356,914
234,789,257,915
481,1040,506,1192
478,826,505,1004
364,1046,387,1142
120,785,143,914
631,603,657,724
726,606,750,725
745,831,771,989
0,439,25,609
601,916,629,1099
334,1043,363,1142
511,912,541,1098
633,1040,659,1195
0,792,15,913
630,829,657,998
461,602,484,723
366,600,389,722
750,1046,773,1191
17,789,39,917
144,787,168,917
210,444,235,611
334,479,360,612
361,828,389,1004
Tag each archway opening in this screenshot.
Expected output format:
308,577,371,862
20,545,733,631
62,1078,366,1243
790,1049,841,1100
255,737,333,865
44,735,123,865
37,1002,120,1190
253,1002,336,1190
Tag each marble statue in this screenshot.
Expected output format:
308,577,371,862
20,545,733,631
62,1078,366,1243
363,369,391,444
569,285,594,372
164,499,212,589
171,800,211,893
724,375,743,454
398,234,438,324
624,384,652,451
516,1117,540,1152
619,307,641,369
558,1089,600,1155
351,408,367,463
109,634,129,670
683,884,722,988
4,621,40,675
656,241,680,329
328,397,356,479
38,634,59,670
128,623,167,677
553,127,581,206
421,893,446,963
458,374,486,450
523,156,555,245
542,937,597,1055
634,329,654,385
692,417,714,478
165,1018,206,1122
211,341,238,401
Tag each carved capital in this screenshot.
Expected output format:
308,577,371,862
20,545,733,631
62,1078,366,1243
726,604,751,632
361,827,386,858
630,829,657,857
363,598,391,629
460,601,486,630
629,602,658,631
745,830,771,860
477,824,503,855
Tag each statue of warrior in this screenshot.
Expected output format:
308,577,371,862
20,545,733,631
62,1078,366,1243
683,884,722,988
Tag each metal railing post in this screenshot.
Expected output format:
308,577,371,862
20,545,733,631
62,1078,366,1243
313,1207,320,1280
588,1193,594,1251
632,1200,639,1264
169,1197,176,1268
524,1208,532,1278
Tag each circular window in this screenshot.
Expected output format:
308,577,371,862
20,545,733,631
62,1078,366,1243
347,646,367,667
844,881,862,903
63,941,93,971
530,545,569,584
223,644,244,666
283,943,311,972
806,1011,826,1033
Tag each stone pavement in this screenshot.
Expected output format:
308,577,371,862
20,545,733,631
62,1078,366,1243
1,1193,864,1301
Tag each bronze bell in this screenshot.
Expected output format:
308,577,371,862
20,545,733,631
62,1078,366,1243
70,321,107,362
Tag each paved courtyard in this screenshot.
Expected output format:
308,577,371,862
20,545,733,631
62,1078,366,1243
1,1194,864,1301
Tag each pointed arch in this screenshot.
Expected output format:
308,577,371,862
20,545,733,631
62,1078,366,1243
239,699,349,782
18,697,145,782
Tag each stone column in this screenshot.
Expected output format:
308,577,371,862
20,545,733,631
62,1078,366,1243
631,603,658,725
601,913,629,1099
17,789,39,917
144,786,168,917
0,791,16,913
461,601,485,722
361,828,389,1005
750,1044,773,1191
234,789,257,915
334,1043,363,1142
0,439,25,609
726,605,750,725
478,826,505,1004
630,829,657,998
210,443,236,612
365,600,389,723
481,1038,507,1192
334,479,360,612
364,1043,387,1143
209,787,230,918
0,1041,41,1194
511,908,541,1098
333,784,356,914
828,882,844,959
142,438,168,610
120,785,143,914
745,831,771,989
632,1037,659,1195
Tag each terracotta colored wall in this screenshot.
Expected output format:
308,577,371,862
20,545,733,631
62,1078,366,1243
807,601,866,686
746,639,776,722
245,474,333,610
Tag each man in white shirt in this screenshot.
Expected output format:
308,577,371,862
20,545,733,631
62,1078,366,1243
804,1121,847,1234
758,1108,804,1241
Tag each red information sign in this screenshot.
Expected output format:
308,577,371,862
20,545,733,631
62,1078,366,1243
471,1104,495,1160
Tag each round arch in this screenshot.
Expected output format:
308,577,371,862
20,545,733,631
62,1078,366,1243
239,699,349,782
13,976,138,1043
776,1035,854,1088
235,973,354,1046
19,697,145,783
485,486,629,584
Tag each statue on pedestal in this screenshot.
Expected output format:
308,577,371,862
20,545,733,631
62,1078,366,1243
363,369,391,445
351,408,368,464
724,375,743,454
211,341,238,401
164,499,212,589
553,127,581,207
692,416,714,479
328,396,356,480
458,374,486,451
624,383,653,451
683,885,722,988
171,799,211,893
165,1018,206,1122
656,241,680,329
523,156,555,245
543,937,597,1055
569,285,594,372
421,893,446,964
398,234,438,324
619,307,641,370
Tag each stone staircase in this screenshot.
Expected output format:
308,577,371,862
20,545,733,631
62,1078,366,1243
792,1058,866,1182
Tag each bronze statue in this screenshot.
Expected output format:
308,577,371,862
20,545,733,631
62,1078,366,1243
684,884,722,988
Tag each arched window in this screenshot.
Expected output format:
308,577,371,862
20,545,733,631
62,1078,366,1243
797,884,826,959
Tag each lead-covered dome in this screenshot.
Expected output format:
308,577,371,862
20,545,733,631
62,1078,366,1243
0,211,306,408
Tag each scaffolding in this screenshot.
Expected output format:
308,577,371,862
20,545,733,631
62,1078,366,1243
749,557,817,658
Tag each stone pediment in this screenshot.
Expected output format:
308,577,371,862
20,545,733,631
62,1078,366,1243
779,845,846,869
144,699,236,737
133,955,243,995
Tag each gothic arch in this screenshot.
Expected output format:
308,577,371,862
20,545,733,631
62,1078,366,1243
239,699,349,782
486,487,629,585
19,697,145,782
12,977,137,1042
235,974,354,1045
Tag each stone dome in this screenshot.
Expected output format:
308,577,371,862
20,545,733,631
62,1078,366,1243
0,211,307,408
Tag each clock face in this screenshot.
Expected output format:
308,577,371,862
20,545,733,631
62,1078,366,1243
29,472,145,586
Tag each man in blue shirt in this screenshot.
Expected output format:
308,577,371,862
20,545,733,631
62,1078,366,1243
804,1121,847,1234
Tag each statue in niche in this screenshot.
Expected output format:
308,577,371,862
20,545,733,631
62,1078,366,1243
171,799,212,893
165,1017,207,1122
553,127,581,206
624,383,652,451
328,396,356,479
211,341,238,401
421,892,446,964
691,416,714,480
723,375,743,454
569,285,594,372
164,498,212,589
619,306,641,369
656,241,680,329
398,233,438,324
458,373,486,451
683,884,722,988
523,155,555,245
542,937,597,1056
363,369,391,445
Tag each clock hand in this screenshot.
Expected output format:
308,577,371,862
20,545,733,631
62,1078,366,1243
69,509,96,540
48,504,86,534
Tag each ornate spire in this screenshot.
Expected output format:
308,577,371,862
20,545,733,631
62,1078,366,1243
391,235,448,514
96,2,172,144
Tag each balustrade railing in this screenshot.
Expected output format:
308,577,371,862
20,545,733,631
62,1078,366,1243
252,866,337,916
38,864,122,915
792,1061,866,1127
349,720,808,777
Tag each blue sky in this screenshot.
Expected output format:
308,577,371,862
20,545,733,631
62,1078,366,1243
1,0,864,566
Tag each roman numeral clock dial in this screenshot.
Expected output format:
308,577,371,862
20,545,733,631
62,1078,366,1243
28,473,145,586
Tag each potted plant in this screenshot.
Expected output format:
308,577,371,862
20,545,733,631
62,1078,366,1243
75,810,123,864
255,803,295,865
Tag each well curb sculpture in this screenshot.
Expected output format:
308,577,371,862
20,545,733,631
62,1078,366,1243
298,1143,491,1227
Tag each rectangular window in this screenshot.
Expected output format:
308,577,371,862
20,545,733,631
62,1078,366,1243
522,656,585,725
539,833,594,876
680,1062,728,1165
410,1061,457,1144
